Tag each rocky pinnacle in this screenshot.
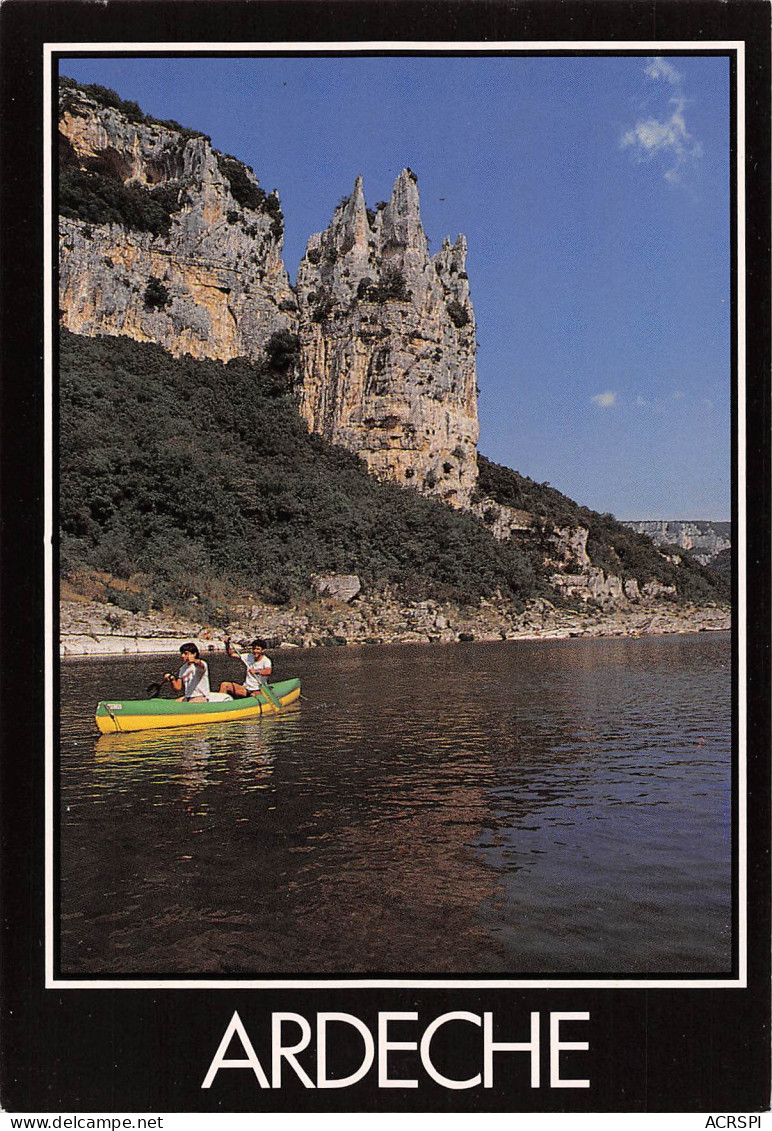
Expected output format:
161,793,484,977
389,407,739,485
295,168,480,507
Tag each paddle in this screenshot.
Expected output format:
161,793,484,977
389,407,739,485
260,681,282,710
146,674,170,699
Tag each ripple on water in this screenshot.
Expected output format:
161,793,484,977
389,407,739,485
59,634,732,975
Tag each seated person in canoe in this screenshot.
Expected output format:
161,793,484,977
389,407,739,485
164,643,212,702
219,637,272,698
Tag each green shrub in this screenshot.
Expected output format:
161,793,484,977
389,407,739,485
358,267,410,304
60,169,174,235
217,154,265,211
265,330,301,376
263,193,284,240
447,299,469,328
311,295,335,323
148,182,185,213
105,586,147,614
143,277,170,310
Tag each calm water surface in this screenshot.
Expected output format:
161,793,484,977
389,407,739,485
59,634,732,976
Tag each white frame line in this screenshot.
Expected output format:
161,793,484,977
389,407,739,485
44,39,746,992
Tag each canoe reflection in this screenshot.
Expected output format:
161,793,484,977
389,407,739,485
93,706,302,798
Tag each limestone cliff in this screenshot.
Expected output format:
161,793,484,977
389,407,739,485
468,495,680,609
57,85,479,507
295,170,480,507
58,81,295,360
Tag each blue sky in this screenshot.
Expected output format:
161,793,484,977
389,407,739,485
60,54,732,520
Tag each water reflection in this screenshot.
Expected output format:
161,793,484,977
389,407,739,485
92,709,303,798
59,635,732,976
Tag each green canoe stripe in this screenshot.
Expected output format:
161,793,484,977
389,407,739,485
96,679,299,717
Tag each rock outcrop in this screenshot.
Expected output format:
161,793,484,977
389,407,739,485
295,171,479,507
58,82,295,361
313,574,362,602
468,499,682,609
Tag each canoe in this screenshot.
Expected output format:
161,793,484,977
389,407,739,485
95,678,301,734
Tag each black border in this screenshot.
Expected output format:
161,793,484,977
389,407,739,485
1,0,770,1114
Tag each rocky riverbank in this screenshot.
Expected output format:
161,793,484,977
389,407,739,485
60,590,730,657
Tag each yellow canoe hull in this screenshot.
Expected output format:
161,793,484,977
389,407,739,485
95,681,301,734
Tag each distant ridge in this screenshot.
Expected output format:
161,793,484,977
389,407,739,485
621,521,731,567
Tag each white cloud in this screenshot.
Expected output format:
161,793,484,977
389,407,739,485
622,100,685,154
702,398,715,411
672,390,685,400
592,391,617,408
645,58,682,85
621,60,702,183
636,395,648,407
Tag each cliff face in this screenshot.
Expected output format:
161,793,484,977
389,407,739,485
58,83,295,361
295,171,479,507
58,85,480,507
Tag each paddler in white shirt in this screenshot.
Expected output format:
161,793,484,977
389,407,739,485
219,637,273,698
165,642,212,702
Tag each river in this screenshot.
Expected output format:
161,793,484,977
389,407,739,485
58,633,732,977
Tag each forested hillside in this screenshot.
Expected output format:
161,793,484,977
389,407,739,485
59,331,728,619
59,331,548,616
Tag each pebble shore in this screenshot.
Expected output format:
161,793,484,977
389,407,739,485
60,594,731,657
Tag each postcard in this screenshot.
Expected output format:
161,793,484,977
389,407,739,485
0,0,769,1121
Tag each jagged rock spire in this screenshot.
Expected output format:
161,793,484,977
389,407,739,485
329,175,371,267
295,167,480,509
380,169,429,262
